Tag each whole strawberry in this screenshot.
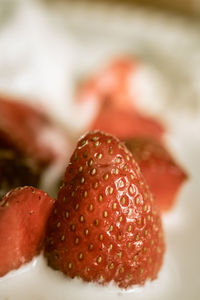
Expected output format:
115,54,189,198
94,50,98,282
45,131,165,288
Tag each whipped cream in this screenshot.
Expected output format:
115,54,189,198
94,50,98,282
0,249,179,300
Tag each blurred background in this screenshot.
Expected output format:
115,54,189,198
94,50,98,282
0,0,200,131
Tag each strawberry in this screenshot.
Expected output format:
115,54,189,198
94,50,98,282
125,137,187,212
0,94,70,168
90,104,164,141
77,58,165,141
45,131,165,288
77,58,138,112
0,186,55,277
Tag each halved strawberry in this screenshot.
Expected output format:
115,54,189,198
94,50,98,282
77,58,138,112
0,186,55,277
0,94,70,168
77,58,165,141
125,137,187,212
90,104,164,141
45,131,165,288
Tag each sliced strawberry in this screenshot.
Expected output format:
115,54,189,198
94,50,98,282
77,58,138,112
0,94,70,168
0,186,55,277
45,131,165,288
125,137,187,212
90,104,164,141
77,58,165,141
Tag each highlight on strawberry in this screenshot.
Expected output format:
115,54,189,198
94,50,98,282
45,131,165,289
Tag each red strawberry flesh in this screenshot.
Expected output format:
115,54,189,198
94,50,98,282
0,186,55,277
90,105,164,141
77,58,139,112
77,58,165,141
45,131,165,288
126,137,187,212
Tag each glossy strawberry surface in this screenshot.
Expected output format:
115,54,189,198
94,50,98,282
45,131,165,288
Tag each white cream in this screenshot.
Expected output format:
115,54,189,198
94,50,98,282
0,250,179,300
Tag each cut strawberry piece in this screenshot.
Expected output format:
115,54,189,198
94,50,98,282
77,58,138,112
0,94,70,167
77,58,165,141
90,104,164,141
0,94,73,196
125,137,187,212
0,186,55,277
45,131,165,288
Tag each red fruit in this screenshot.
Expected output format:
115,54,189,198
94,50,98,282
0,186,55,277
90,105,164,141
45,131,165,288
0,94,69,167
125,137,187,212
77,58,165,141
77,58,138,112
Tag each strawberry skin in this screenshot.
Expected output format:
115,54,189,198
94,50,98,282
126,137,187,212
0,186,55,277
45,131,165,288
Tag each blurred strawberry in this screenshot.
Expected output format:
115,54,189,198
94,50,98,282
0,96,65,165
0,94,74,196
77,58,138,112
0,186,55,277
126,137,187,212
77,58,165,141
90,104,164,141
